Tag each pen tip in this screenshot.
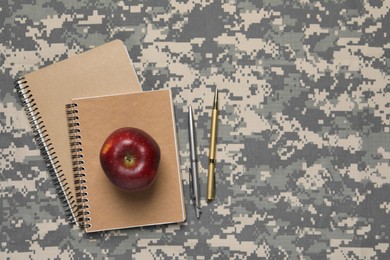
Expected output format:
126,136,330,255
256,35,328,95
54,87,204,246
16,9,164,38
213,88,218,108
196,208,201,219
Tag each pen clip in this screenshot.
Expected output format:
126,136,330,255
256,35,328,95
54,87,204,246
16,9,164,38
213,169,216,191
188,167,195,201
189,167,202,217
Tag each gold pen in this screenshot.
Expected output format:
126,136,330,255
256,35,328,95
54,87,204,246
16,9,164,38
207,88,218,202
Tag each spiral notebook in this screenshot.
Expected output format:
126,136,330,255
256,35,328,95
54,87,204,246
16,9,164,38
14,40,142,223
66,90,186,232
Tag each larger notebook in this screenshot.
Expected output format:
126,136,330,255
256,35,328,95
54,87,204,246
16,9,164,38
66,90,186,232
15,40,142,223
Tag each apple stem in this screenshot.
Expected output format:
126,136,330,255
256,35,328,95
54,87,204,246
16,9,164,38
124,155,135,167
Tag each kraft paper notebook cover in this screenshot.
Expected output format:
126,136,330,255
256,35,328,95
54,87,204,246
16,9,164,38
14,40,142,224
66,90,186,232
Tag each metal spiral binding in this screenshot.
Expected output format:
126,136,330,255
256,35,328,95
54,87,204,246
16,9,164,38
14,78,77,224
65,103,91,229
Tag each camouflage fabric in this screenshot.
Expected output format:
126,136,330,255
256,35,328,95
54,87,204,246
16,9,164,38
1,0,390,259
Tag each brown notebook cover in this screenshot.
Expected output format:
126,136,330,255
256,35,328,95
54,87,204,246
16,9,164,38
14,40,142,223
66,90,186,232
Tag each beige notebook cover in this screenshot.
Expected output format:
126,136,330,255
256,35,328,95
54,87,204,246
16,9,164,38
15,40,142,223
67,90,186,232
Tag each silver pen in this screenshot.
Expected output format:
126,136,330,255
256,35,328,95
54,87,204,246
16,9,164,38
188,105,201,218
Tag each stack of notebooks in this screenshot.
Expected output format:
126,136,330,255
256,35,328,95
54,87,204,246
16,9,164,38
15,40,186,233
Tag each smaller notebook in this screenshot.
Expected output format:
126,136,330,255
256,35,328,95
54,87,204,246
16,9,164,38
66,90,186,232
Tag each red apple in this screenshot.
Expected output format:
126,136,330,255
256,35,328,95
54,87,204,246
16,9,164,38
99,127,161,192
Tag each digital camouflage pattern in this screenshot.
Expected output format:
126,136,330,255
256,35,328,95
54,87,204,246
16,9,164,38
1,0,389,259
